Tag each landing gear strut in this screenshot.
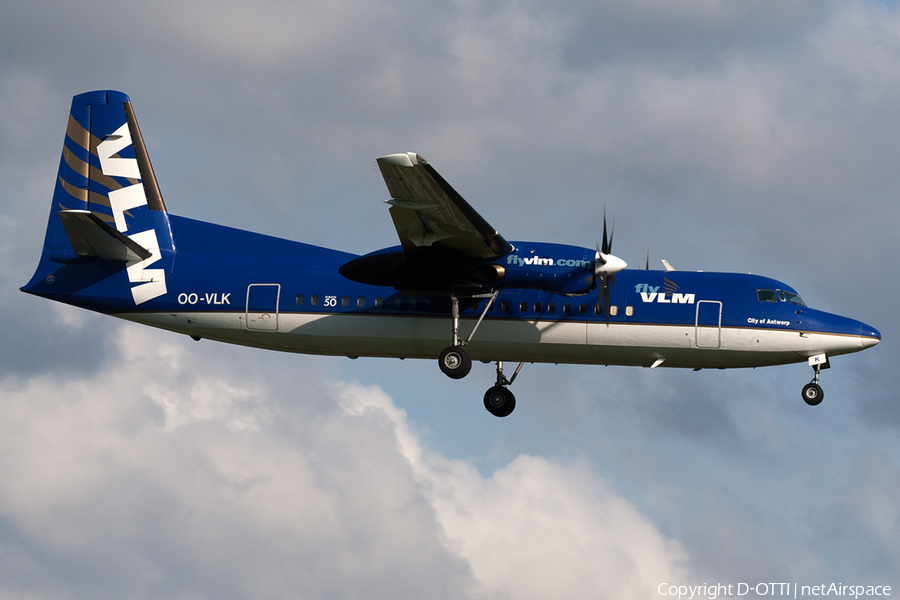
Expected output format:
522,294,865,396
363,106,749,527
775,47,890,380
802,355,828,406
484,360,523,417
437,292,524,417
437,291,498,380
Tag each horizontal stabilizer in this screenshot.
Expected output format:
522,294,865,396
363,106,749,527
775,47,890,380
58,210,152,261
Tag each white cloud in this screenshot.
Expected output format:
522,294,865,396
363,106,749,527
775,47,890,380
0,326,691,599
343,379,693,599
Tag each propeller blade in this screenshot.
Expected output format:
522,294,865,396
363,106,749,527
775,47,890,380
600,207,615,255
601,208,608,255
594,212,625,276
594,207,626,326
604,276,612,327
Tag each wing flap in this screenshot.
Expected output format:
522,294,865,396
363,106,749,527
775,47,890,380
59,209,153,261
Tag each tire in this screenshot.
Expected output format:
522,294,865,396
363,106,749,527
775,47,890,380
438,346,471,379
483,385,516,417
802,382,824,406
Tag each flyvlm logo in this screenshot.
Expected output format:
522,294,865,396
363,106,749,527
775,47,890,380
96,123,166,305
505,255,592,268
635,278,695,304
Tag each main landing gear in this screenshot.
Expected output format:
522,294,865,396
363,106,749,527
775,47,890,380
437,292,493,379
438,292,523,417
483,360,523,417
802,355,829,406
438,346,471,379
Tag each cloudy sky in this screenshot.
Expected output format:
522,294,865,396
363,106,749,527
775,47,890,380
1,0,899,597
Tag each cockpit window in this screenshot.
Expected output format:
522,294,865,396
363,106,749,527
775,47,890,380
776,289,786,302
757,289,778,302
783,291,806,307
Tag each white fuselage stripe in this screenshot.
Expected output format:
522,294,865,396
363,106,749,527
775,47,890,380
116,311,868,369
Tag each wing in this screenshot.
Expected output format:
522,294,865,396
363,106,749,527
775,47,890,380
376,153,513,259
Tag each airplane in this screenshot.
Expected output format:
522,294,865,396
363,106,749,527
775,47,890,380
21,90,881,417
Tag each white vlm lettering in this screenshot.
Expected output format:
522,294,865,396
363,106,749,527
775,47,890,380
640,292,695,304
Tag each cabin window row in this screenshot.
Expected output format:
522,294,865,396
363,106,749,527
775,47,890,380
295,295,374,308
294,294,633,317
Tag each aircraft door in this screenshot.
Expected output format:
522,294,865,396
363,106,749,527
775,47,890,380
695,300,721,349
246,284,280,331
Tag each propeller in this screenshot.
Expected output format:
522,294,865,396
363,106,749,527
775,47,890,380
594,208,627,324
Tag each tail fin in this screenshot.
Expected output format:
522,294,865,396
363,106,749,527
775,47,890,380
23,90,173,305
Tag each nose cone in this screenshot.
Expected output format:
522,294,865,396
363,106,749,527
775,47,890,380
860,322,881,349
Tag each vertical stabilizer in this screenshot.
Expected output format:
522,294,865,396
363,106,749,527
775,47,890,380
24,90,174,306
53,90,172,246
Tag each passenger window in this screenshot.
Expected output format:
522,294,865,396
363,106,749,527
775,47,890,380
610,306,618,316
594,304,603,315
625,306,634,316
357,297,365,307
548,303,556,313
534,302,542,313
500,300,510,312
757,290,778,302
374,297,383,307
342,296,350,307
310,295,320,306
295,294,304,305
392,298,402,309
563,304,572,315
520,301,528,312
579,304,587,314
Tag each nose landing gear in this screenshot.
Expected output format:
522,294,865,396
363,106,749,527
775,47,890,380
802,355,829,406
802,380,823,406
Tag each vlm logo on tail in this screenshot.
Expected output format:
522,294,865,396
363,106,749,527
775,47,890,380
28,91,173,307
635,278,695,304
96,122,167,304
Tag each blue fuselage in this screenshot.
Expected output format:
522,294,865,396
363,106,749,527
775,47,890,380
23,214,881,370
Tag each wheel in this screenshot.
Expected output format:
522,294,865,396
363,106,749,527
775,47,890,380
483,385,516,417
802,382,824,406
438,346,471,379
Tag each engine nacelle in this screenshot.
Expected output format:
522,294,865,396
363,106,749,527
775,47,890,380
491,242,621,296
339,242,625,296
